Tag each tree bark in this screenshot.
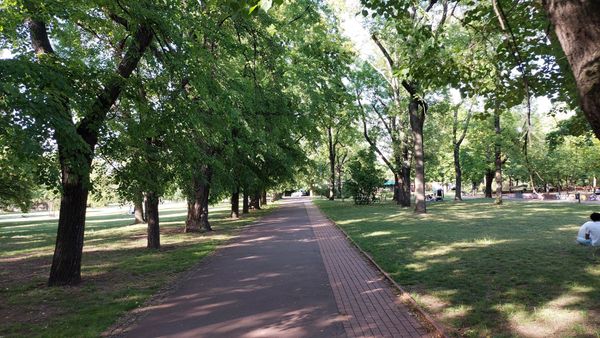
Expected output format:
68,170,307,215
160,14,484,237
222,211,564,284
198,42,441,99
250,192,261,210
398,150,412,207
453,146,463,201
393,174,399,202
145,192,160,249
200,183,211,231
543,1,600,140
485,170,494,198
336,162,343,199
494,109,503,205
261,190,267,206
185,167,212,232
242,190,249,214
133,195,145,224
327,126,335,200
231,188,240,219
47,159,89,286
408,98,426,213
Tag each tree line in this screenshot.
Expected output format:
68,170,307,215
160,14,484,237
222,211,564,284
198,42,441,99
1,0,599,287
0,0,354,286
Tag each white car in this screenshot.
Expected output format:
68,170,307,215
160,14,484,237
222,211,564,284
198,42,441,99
291,191,303,197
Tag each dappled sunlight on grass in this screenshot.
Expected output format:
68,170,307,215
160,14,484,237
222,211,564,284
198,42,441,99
0,201,277,337
501,292,590,338
315,198,600,337
362,230,393,237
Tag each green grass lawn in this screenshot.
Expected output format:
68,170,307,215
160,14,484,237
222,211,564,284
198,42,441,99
0,202,274,338
315,198,600,338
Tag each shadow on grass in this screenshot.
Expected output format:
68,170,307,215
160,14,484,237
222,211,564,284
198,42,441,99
316,199,600,337
0,203,276,337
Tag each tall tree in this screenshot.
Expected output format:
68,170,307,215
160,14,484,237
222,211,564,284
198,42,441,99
542,1,600,140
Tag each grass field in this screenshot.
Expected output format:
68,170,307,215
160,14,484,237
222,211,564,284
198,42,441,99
315,198,600,338
0,202,274,337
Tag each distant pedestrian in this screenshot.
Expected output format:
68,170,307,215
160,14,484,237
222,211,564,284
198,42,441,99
577,212,600,246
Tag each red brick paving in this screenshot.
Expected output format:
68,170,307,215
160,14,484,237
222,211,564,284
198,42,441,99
114,198,430,338
305,200,428,338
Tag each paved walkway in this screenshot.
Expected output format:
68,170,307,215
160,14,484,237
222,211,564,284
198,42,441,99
119,198,428,337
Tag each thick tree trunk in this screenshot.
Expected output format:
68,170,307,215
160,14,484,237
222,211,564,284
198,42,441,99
48,162,89,286
185,167,212,232
29,16,153,286
327,127,335,200
231,188,240,219
242,190,249,214
453,145,463,201
250,192,261,210
494,110,503,205
261,190,267,206
133,195,145,224
145,192,160,249
409,99,426,213
543,1,600,140
485,170,494,198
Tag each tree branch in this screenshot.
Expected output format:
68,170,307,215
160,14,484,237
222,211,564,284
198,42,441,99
287,5,311,26
371,34,394,69
27,19,54,55
357,92,395,173
77,24,154,147
371,103,394,140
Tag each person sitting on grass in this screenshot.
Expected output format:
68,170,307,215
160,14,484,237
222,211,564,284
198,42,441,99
577,212,600,246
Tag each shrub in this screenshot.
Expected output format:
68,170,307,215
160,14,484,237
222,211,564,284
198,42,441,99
346,149,384,205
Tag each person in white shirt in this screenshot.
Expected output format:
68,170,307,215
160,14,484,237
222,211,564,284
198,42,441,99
577,212,600,246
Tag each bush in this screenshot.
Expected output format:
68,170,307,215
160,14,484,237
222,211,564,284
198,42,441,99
346,149,384,205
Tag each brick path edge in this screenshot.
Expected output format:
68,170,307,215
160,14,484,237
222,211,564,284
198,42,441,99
313,202,449,338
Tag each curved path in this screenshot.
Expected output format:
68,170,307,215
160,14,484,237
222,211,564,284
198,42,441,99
119,198,428,338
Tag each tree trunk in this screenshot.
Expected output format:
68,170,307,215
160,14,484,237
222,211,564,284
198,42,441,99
336,164,343,198
494,110,503,205
398,155,412,207
29,17,153,286
185,167,212,232
250,192,261,210
409,99,426,213
261,190,267,206
327,126,335,200
393,174,399,202
454,145,462,201
48,161,89,286
543,1,600,140
485,170,494,198
145,192,160,249
452,104,472,201
133,195,145,224
200,183,211,231
231,188,240,219
242,190,249,214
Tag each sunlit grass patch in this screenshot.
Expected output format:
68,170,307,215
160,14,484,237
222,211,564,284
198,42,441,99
315,198,600,337
0,202,275,337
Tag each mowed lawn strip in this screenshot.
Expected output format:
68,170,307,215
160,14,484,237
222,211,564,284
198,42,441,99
315,198,600,337
0,203,275,338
